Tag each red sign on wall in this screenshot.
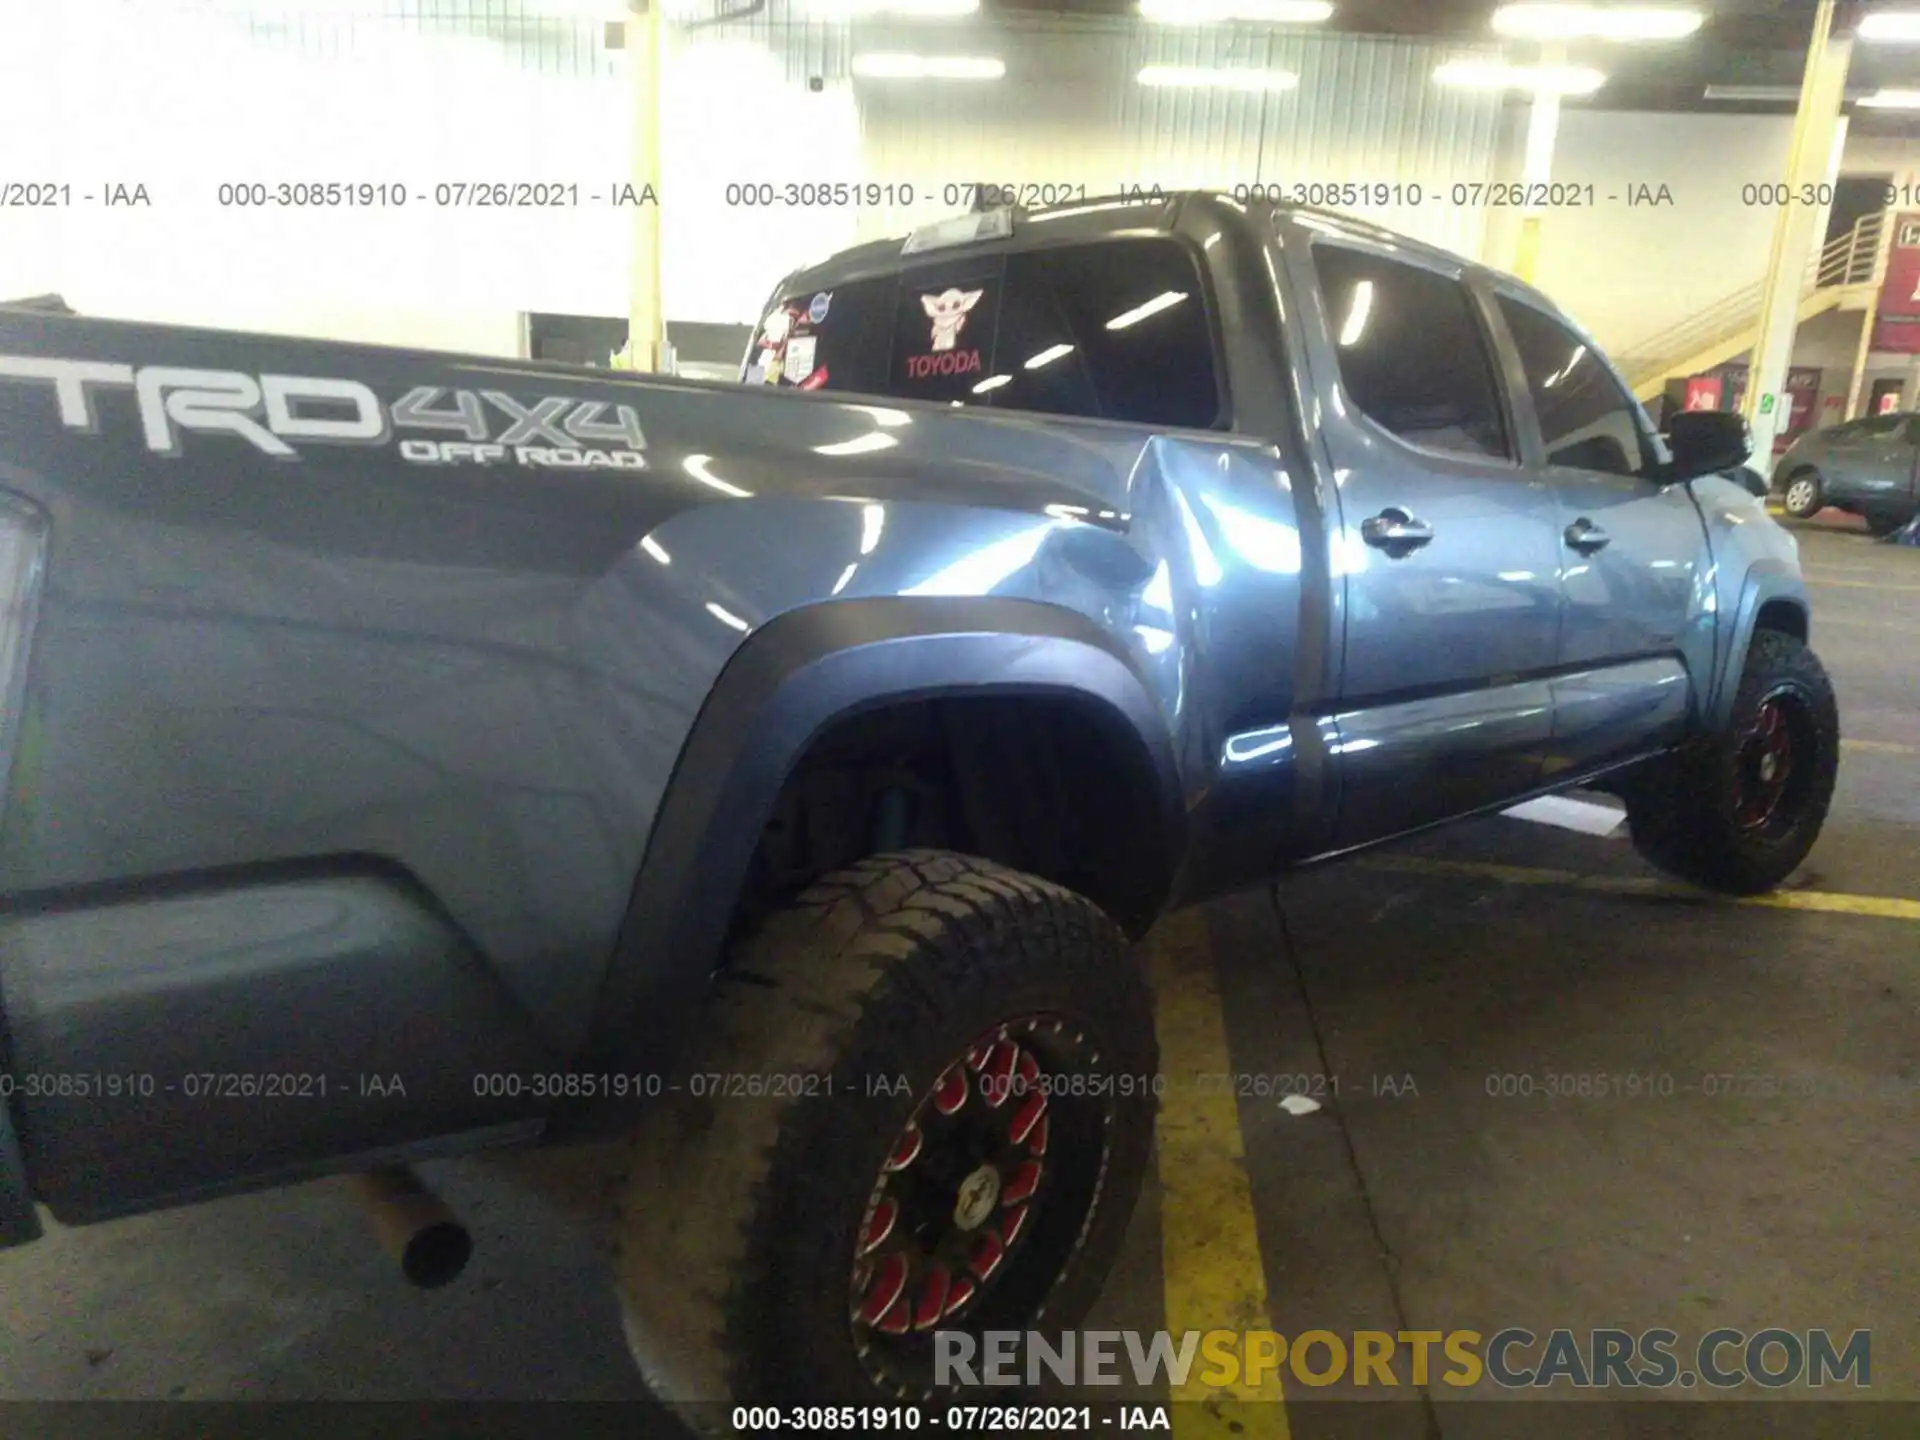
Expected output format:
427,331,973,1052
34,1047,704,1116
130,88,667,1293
1872,212,1920,354
1684,376,1723,411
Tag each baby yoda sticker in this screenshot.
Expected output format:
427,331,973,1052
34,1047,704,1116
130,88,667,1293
923,288,984,351
909,287,987,379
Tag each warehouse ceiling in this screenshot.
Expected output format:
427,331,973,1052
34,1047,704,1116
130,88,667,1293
835,0,1920,127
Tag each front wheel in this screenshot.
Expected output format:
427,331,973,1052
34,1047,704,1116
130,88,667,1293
612,851,1157,1431
1781,471,1825,520
1623,631,1839,894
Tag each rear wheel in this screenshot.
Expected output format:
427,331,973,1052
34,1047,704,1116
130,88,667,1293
1623,631,1839,894
1781,471,1824,520
612,850,1156,1431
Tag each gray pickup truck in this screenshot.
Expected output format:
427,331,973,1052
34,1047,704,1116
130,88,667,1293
0,192,1838,1423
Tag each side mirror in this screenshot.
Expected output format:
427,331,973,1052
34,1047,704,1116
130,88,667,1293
1664,409,1751,482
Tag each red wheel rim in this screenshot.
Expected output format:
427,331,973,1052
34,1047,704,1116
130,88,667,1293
1733,694,1802,832
848,1015,1114,1395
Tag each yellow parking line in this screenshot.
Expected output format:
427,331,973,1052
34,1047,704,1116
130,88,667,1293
1148,909,1290,1438
1360,855,1920,922
1845,738,1919,755
1817,615,1909,632
1808,578,1920,593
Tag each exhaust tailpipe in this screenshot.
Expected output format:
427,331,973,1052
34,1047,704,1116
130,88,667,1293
346,1166,472,1289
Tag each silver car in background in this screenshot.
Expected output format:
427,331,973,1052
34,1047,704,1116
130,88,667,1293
1775,411,1920,535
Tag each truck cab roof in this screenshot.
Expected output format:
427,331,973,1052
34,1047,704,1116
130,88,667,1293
773,189,1555,315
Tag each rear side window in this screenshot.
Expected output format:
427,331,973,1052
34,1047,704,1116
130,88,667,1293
744,238,1221,429
1311,244,1512,461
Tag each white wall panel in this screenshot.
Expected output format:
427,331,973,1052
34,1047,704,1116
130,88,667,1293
0,0,629,348
1534,109,1795,356
0,0,1504,340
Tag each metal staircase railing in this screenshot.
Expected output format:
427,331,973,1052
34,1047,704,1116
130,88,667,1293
1617,211,1886,392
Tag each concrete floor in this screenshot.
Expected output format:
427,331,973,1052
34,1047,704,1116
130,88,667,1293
0,522,1913,1434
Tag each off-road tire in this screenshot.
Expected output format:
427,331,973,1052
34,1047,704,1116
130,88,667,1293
1623,631,1838,894
612,850,1157,1431
1780,470,1825,520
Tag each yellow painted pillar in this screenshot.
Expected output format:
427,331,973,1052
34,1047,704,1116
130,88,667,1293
626,0,667,373
1511,41,1566,285
1744,0,1850,465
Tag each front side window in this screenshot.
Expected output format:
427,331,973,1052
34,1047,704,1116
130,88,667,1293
1310,244,1512,461
1498,296,1652,479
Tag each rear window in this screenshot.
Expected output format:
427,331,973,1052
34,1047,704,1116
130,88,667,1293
743,237,1222,430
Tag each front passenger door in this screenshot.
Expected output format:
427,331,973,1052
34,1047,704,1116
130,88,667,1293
1296,237,1566,847
1491,292,1705,777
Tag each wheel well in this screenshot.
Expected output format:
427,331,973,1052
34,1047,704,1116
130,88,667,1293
1755,598,1808,644
733,695,1173,942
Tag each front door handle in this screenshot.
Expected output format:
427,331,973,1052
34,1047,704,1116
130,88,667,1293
1361,507,1435,554
1565,518,1611,554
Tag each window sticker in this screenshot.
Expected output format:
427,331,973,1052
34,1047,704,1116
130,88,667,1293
809,292,833,324
907,287,988,381
785,333,818,384
755,306,800,385
923,288,984,351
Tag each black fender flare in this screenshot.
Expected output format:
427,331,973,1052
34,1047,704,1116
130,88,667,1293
578,596,1185,1077
1708,561,1810,732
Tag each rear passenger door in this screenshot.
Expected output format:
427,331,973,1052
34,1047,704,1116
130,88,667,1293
1295,234,1565,847
1489,290,1702,776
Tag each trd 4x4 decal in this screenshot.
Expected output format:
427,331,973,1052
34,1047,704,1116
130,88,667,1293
0,355,648,469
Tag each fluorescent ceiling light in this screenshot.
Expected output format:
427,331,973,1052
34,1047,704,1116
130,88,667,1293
1859,87,1920,107
1492,4,1703,40
1860,11,1920,41
1107,292,1190,329
1705,83,1878,102
706,602,751,633
973,375,1013,393
1138,0,1334,21
852,52,1004,78
523,0,639,19
1435,59,1607,95
1138,64,1299,91
803,0,980,15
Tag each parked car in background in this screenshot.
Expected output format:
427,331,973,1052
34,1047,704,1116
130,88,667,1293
1775,411,1920,535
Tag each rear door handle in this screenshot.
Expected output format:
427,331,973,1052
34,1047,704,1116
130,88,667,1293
1361,508,1434,554
1564,518,1611,554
